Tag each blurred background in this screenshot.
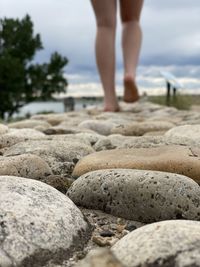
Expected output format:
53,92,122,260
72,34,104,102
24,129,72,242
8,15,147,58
1,0,200,120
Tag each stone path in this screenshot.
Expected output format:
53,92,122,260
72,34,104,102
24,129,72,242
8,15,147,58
0,100,200,267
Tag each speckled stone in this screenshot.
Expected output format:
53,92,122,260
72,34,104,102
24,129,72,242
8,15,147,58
165,124,200,143
79,120,117,136
112,220,200,267
3,139,94,176
0,128,46,148
31,111,90,126
7,119,51,130
0,154,52,179
0,124,9,135
111,121,175,136
72,145,200,183
0,176,91,267
68,169,200,222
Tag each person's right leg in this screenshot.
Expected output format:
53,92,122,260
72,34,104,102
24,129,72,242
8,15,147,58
91,0,119,111
120,0,144,102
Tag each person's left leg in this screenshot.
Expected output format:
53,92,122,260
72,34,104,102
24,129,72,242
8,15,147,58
120,0,144,103
91,0,119,111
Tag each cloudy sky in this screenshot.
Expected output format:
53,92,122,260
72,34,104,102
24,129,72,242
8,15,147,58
1,0,200,96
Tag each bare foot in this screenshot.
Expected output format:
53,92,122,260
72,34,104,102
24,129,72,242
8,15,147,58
104,105,120,112
123,76,139,103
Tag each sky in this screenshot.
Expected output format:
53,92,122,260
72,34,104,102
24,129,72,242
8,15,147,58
1,0,200,96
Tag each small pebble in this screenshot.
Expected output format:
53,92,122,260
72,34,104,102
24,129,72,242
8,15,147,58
125,222,137,232
100,230,115,237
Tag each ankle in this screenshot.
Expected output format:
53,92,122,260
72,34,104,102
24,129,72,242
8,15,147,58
124,74,135,82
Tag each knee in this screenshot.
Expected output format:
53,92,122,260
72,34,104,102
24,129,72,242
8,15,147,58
121,15,140,24
96,17,116,30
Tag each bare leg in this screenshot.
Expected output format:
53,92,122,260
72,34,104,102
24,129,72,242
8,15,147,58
91,0,119,111
120,0,144,102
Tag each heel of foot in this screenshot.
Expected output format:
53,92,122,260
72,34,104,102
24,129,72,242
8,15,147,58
123,78,139,103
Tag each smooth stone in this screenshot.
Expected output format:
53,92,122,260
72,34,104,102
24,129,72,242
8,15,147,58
77,248,123,267
75,132,106,146
7,119,51,130
43,126,94,135
79,120,117,136
143,130,167,136
31,112,89,126
72,145,200,183
0,124,9,135
44,134,92,147
0,176,91,267
0,154,52,179
165,124,200,143
4,140,94,176
112,220,200,267
94,135,165,151
68,169,200,222
111,121,175,136
119,101,163,113
0,128,46,148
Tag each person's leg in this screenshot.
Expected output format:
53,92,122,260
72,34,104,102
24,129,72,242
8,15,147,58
120,0,144,102
91,0,119,111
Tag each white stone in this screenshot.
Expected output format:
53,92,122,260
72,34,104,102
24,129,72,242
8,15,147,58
0,176,91,266
112,220,200,267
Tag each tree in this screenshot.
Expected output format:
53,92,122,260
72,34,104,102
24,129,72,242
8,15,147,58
0,15,68,119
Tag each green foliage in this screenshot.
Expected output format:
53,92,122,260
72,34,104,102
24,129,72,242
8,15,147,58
0,14,68,119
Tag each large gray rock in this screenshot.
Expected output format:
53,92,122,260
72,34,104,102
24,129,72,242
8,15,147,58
0,154,52,179
3,140,94,176
112,220,200,267
0,176,91,267
68,169,200,223
0,128,46,148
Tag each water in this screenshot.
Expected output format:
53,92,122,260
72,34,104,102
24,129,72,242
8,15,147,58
12,98,103,118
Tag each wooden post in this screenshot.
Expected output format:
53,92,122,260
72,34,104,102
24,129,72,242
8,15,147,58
166,81,171,106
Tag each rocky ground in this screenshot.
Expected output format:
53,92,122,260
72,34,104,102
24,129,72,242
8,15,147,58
0,100,200,267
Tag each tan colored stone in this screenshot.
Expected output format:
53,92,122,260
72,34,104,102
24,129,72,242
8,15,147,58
0,128,46,148
111,121,175,136
0,154,52,179
143,130,167,136
77,248,124,267
7,119,51,130
39,175,74,193
31,112,89,126
79,120,117,136
4,139,94,176
72,145,200,183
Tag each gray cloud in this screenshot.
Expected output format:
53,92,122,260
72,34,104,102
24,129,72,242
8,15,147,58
1,0,200,92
